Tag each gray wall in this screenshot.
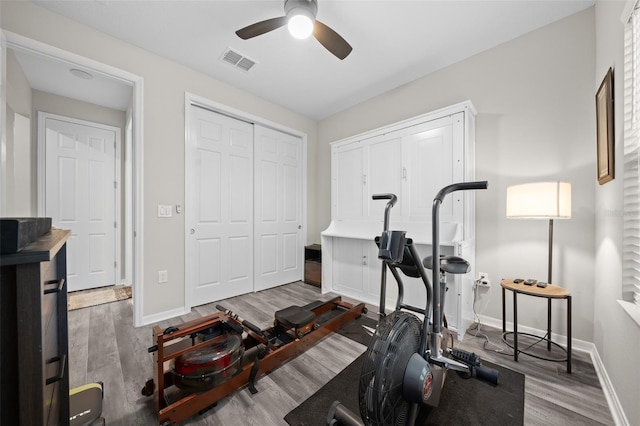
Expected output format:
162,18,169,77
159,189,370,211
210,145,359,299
594,1,640,424
32,89,126,129
5,48,33,216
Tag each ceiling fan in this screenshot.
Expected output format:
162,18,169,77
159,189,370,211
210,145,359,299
235,0,352,60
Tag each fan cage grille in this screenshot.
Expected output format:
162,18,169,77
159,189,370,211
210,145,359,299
359,311,422,426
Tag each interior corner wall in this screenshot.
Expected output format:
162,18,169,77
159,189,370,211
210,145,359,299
6,48,30,116
318,8,596,342
594,1,640,424
5,47,32,216
1,1,318,320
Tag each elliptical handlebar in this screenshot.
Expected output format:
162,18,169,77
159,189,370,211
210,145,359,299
372,193,398,232
433,181,488,203
372,193,398,204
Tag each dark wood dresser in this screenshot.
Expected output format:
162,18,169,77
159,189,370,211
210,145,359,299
1,228,71,425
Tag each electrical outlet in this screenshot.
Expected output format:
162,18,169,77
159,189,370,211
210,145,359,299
158,270,168,283
477,272,490,287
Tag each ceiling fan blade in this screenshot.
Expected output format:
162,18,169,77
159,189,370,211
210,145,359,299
236,16,287,40
313,20,352,60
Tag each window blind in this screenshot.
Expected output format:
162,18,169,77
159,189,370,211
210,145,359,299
623,10,640,307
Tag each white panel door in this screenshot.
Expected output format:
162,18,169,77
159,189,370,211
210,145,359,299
366,135,403,220
187,106,253,306
402,117,458,222
334,142,365,220
254,125,302,291
44,116,117,291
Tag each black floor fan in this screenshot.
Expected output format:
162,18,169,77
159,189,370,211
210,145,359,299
328,182,498,426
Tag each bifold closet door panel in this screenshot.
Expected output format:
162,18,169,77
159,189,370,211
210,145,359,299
187,105,305,305
254,125,303,291
187,106,254,306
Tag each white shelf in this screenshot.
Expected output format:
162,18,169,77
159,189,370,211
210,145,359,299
321,220,460,245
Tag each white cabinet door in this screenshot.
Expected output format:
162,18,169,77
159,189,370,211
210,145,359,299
254,125,303,291
332,238,367,295
333,142,365,220
187,106,253,306
366,135,403,220
330,237,401,312
401,115,462,223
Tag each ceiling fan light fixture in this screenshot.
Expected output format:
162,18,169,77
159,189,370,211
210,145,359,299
287,9,314,39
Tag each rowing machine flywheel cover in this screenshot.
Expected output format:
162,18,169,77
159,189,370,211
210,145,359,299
171,333,243,392
359,311,422,425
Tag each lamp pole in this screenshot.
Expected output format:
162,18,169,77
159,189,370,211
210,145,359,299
548,218,554,284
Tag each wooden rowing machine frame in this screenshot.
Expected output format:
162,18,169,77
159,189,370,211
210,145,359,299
146,296,366,425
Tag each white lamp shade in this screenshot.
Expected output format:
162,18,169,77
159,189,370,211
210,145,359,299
506,182,571,219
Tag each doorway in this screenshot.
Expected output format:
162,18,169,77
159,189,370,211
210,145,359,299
3,33,145,325
39,113,120,292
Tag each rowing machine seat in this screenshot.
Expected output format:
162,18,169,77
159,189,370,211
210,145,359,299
275,306,316,329
423,255,470,275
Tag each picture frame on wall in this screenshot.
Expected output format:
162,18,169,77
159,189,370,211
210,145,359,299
596,67,614,185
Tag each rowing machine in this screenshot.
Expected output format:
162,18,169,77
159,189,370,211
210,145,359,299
143,296,366,425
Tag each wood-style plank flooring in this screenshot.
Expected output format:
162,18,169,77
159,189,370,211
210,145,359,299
67,282,615,425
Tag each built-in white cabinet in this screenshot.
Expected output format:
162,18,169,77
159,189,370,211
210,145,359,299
322,101,477,337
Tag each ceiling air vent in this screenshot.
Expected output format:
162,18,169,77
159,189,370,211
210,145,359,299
221,48,256,72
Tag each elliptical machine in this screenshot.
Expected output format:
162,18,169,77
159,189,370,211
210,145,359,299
328,181,498,426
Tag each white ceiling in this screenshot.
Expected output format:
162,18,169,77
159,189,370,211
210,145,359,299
18,0,594,119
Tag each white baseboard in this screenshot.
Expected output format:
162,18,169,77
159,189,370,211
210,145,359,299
141,306,190,326
475,314,629,426
588,342,630,426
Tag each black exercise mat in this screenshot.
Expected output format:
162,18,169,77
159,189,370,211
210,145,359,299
285,349,524,426
334,314,377,346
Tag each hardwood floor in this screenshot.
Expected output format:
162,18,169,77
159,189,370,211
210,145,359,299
68,282,615,425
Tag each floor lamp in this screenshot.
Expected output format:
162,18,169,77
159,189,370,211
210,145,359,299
506,182,572,283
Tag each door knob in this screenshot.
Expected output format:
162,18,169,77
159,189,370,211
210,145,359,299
190,228,195,234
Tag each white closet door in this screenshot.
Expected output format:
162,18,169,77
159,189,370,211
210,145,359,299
43,115,117,291
187,106,253,306
254,125,302,291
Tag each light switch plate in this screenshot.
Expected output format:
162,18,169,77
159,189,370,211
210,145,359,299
158,204,172,217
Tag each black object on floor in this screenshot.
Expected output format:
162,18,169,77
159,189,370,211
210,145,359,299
334,314,377,346
285,351,524,426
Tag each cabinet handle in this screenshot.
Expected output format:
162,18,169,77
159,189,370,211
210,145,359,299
43,278,65,295
363,174,367,185
45,354,67,385
402,167,407,180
